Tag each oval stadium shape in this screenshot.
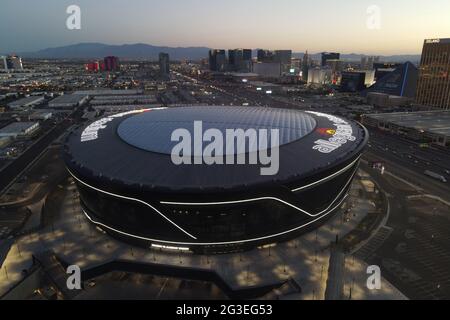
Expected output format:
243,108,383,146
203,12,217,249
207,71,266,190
64,106,368,254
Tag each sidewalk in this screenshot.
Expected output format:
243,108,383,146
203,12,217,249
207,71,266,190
0,172,404,300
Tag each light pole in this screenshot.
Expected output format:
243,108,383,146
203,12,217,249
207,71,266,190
349,278,354,300
16,241,22,257
246,266,249,285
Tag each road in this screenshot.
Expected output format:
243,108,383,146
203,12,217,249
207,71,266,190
0,107,84,195
362,146,450,299
368,129,450,179
365,130,450,202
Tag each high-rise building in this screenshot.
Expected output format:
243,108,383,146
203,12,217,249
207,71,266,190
321,52,340,67
307,67,332,85
0,55,23,71
104,56,120,71
361,56,380,70
274,50,292,73
416,38,450,110
274,50,292,64
302,51,310,81
291,58,301,69
341,71,367,92
0,56,7,70
367,56,375,69
9,55,23,70
257,49,274,62
85,61,100,72
228,50,239,67
373,62,402,81
243,49,252,62
361,56,368,69
159,52,170,77
209,49,227,72
366,62,418,98
242,49,252,72
228,49,252,72
254,49,293,74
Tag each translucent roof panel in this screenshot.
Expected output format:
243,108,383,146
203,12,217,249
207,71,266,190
117,106,317,156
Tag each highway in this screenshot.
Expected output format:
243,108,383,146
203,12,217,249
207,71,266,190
360,130,450,299
368,129,450,177
365,129,450,202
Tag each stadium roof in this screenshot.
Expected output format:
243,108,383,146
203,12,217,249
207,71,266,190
117,106,316,156
65,106,367,193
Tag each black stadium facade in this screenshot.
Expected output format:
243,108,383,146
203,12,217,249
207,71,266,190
64,106,368,254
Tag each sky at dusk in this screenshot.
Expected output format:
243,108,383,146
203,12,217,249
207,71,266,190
1,0,450,54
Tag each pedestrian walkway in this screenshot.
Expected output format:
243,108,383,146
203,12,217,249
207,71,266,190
0,173,404,300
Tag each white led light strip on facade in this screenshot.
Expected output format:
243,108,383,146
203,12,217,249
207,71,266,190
67,168,198,240
291,156,361,192
81,194,348,246
68,156,358,243
160,158,360,218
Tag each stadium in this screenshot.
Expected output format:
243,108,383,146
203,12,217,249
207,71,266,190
63,106,368,254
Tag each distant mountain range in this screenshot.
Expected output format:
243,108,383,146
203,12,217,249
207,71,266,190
18,43,210,60
12,42,421,63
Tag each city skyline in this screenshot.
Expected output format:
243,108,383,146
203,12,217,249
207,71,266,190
1,0,450,54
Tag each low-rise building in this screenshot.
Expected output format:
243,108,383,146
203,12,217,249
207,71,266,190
8,96,45,109
362,110,450,147
29,111,53,121
0,136,12,148
0,122,40,138
252,62,282,78
73,89,144,96
48,94,89,109
92,104,161,116
366,92,413,108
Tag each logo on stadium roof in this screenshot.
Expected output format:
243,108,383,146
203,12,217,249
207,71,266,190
80,109,159,142
306,111,356,154
317,128,336,136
